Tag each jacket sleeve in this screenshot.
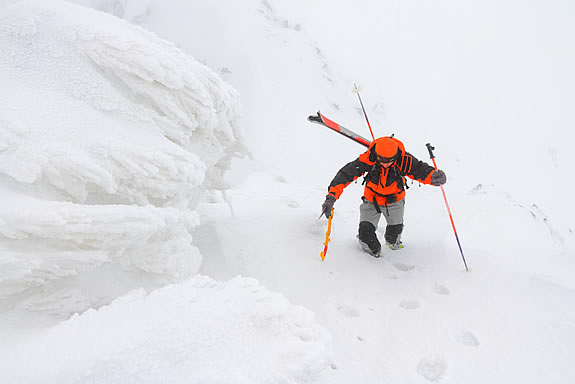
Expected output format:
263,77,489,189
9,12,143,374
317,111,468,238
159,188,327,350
397,152,435,184
327,155,372,199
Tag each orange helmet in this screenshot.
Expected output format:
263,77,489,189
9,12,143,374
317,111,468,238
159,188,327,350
374,137,401,163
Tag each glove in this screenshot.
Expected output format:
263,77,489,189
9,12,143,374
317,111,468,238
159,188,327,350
431,170,447,186
321,194,336,218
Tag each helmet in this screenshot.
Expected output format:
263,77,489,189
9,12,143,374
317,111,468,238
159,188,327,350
374,137,400,163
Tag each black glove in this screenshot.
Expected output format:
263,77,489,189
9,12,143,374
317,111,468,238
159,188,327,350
431,170,447,186
321,194,336,218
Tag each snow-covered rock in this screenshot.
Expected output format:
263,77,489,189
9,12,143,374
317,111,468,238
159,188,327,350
0,190,200,301
0,0,244,313
0,0,244,206
0,276,333,384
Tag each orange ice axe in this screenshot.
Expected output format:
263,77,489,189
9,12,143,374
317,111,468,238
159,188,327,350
320,209,334,261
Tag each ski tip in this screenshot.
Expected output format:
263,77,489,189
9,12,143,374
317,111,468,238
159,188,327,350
307,112,322,124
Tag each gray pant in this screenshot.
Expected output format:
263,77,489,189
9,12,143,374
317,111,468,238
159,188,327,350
359,198,405,230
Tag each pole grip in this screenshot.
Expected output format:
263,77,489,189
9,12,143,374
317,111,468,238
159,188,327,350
426,143,436,160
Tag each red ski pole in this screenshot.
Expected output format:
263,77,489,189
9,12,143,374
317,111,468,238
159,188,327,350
426,143,469,272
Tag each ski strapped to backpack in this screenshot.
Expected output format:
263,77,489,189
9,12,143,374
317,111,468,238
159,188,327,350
308,111,372,148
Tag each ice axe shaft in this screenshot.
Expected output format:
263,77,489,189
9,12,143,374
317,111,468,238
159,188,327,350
426,143,469,272
320,209,334,261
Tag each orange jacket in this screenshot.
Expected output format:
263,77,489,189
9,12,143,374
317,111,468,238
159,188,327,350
327,137,435,206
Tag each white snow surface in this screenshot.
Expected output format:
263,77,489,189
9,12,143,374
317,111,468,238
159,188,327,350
2,275,332,384
1,0,575,383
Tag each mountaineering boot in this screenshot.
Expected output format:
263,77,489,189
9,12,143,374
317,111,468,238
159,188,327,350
385,240,404,250
384,223,404,250
358,221,381,257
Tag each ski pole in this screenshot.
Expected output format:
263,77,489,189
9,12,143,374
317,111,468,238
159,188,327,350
353,84,376,140
320,209,334,261
426,143,469,272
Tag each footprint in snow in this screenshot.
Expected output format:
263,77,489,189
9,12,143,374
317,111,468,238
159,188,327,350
337,304,360,318
393,263,415,272
399,299,420,310
455,329,480,347
432,283,450,295
286,200,299,208
309,220,326,236
382,273,399,280
416,355,447,382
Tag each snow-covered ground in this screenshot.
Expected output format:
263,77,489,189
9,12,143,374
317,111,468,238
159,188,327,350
1,0,574,383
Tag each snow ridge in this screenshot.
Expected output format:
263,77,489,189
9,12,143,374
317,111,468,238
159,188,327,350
1,276,333,384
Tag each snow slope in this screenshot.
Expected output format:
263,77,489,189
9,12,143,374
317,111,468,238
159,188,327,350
198,174,574,383
2,0,575,383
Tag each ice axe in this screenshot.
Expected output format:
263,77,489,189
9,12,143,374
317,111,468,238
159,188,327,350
320,209,334,261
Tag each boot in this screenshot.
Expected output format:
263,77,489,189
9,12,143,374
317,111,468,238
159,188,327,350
384,224,404,250
358,221,381,257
